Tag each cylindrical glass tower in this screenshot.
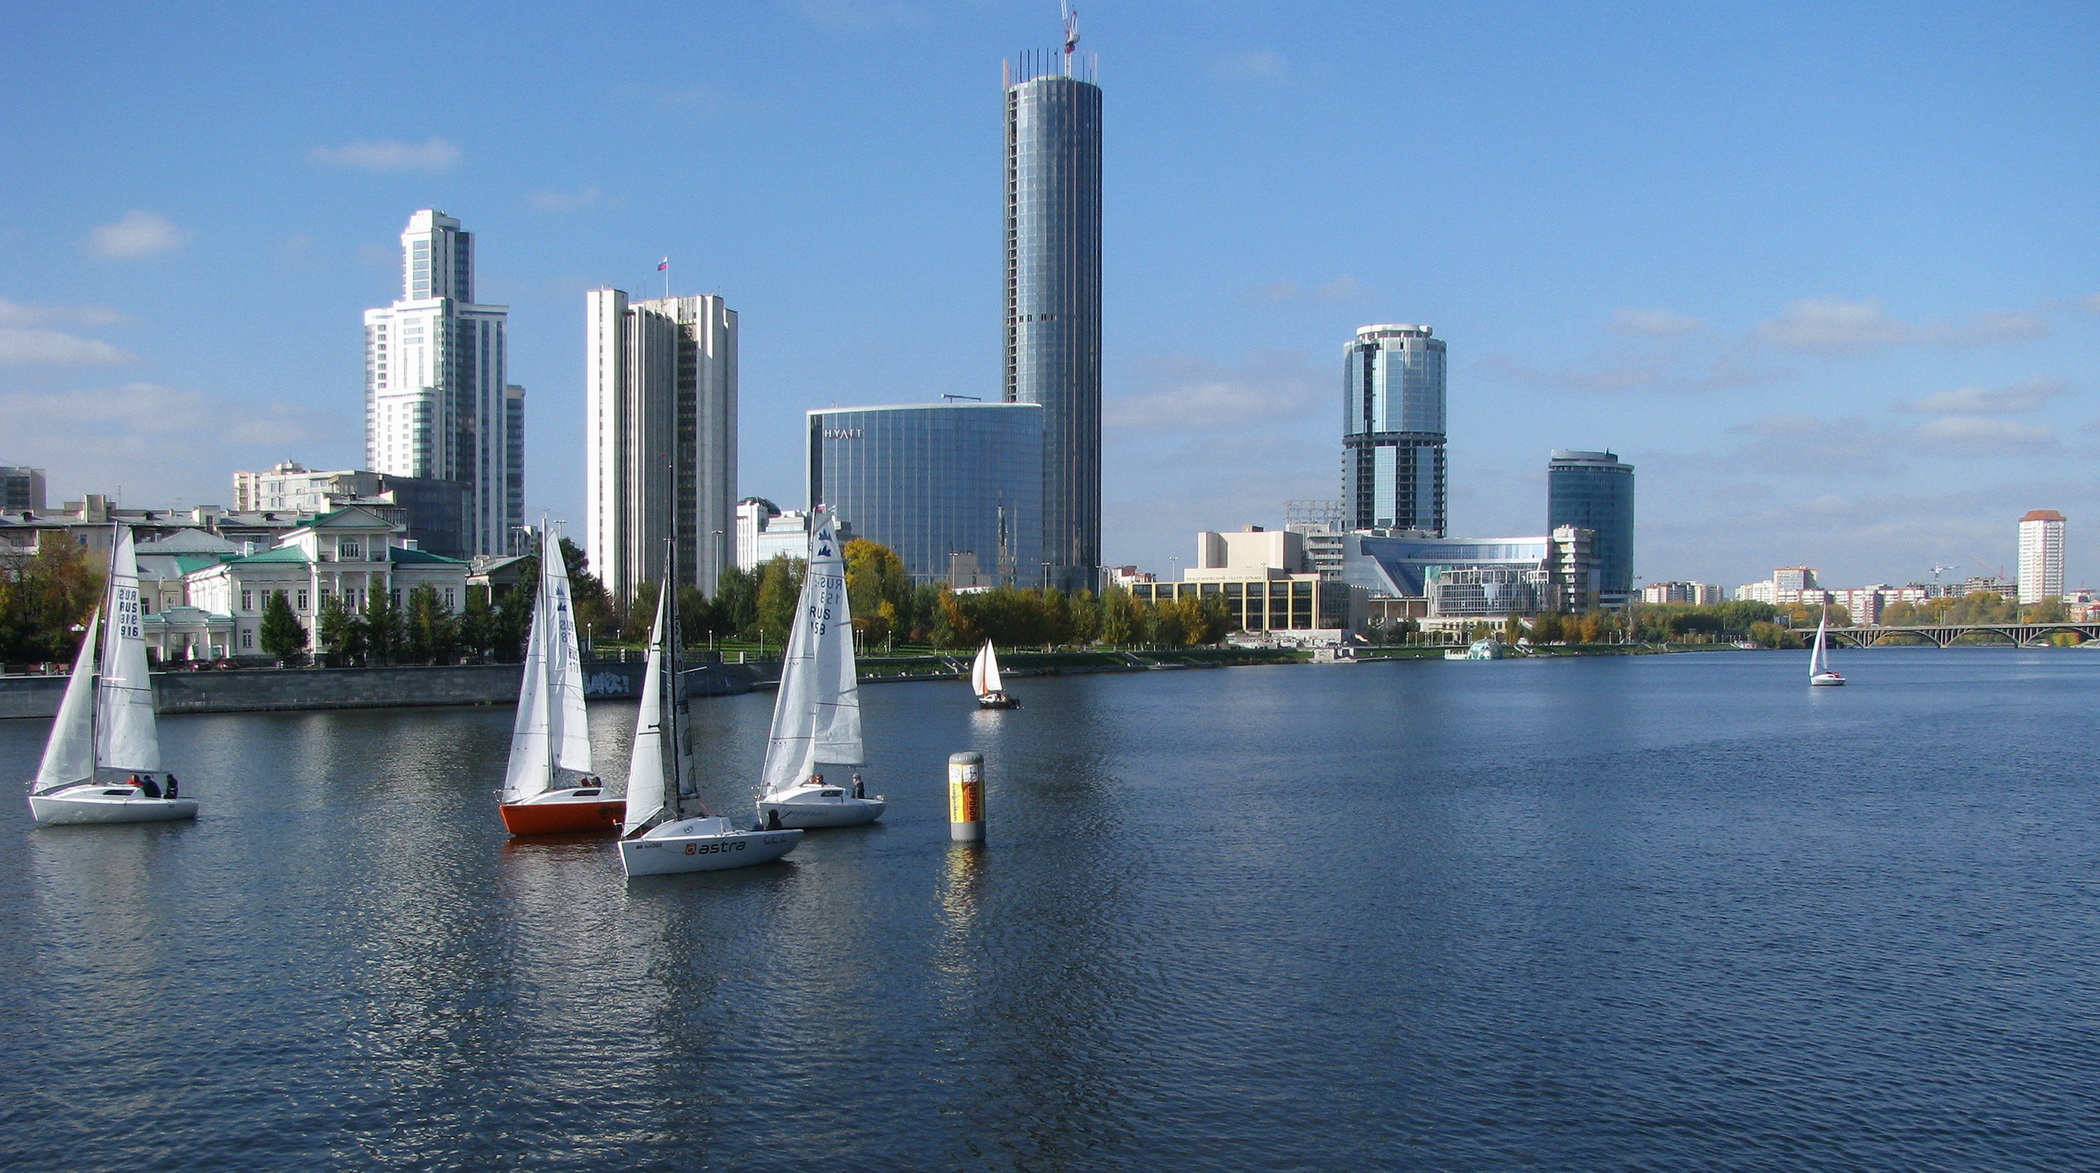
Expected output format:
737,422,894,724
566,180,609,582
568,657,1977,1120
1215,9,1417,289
1342,324,1447,535
1546,449,1636,608
1004,51,1101,593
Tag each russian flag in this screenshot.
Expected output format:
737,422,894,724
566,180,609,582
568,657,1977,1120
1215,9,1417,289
657,258,669,271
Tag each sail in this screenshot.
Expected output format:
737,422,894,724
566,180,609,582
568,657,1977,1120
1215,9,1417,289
544,534,593,775
980,641,1003,694
96,527,160,774
971,643,989,695
760,510,863,798
33,609,100,794
500,571,553,803
622,589,670,835
1811,611,1829,676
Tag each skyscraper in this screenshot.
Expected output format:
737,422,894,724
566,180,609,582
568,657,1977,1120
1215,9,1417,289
1342,324,1447,535
2017,509,2065,604
364,210,523,556
1546,449,1636,609
1004,29,1101,593
585,289,737,605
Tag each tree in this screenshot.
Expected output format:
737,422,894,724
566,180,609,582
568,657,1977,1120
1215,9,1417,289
406,583,458,664
0,534,105,663
844,538,910,649
1528,611,1565,644
259,590,308,663
316,593,363,666
457,586,495,661
490,585,533,662
712,565,759,640
361,577,406,664
557,537,615,640
755,554,804,649
1098,586,1138,647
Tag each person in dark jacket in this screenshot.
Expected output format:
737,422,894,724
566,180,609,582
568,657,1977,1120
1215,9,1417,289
164,774,179,799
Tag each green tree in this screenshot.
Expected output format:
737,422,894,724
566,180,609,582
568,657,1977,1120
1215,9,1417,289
677,585,712,648
712,565,759,640
1097,586,1138,647
755,554,804,650
490,585,533,662
1066,589,1102,646
259,590,308,663
406,582,458,664
844,538,910,649
316,593,364,666
556,537,615,641
2019,597,2067,624
457,586,495,661
0,534,105,663
362,578,406,664
1528,610,1565,644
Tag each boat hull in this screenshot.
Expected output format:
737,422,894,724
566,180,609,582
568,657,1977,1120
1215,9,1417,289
500,789,626,835
619,816,802,877
29,786,199,826
759,786,886,828
1810,672,1846,687
976,693,1020,709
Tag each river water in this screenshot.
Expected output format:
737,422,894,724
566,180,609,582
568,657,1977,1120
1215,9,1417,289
2,649,2096,1170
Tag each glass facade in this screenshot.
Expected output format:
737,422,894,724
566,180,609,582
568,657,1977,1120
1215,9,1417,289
1005,65,1102,591
1342,325,1447,534
807,403,1044,586
1546,450,1635,605
1340,534,1552,598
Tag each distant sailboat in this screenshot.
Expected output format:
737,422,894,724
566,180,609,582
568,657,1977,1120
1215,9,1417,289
618,571,801,877
756,509,887,828
1809,607,1846,687
970,640,1020,709
27,526,198,825
499,523,622,834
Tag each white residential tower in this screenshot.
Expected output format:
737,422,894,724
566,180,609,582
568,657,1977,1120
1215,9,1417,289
2017,510,2065,604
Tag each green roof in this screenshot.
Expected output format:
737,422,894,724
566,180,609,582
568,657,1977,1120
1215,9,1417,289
229,546,311,564
390,546,463,564
173,554,231,574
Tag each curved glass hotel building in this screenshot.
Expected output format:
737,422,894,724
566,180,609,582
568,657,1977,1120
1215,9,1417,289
1004,49,1102,591
808,403,1044,586
1546,449,1635,608
1342,325,1447,535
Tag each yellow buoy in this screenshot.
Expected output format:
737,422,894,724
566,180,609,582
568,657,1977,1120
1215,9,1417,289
948,751,985,843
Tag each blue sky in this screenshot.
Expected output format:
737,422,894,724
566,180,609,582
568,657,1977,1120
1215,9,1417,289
4,0,2097,591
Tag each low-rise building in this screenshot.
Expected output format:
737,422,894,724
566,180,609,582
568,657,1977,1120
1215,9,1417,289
1339,526,1598,628
1131,572,1360,642
1642,581,1726,605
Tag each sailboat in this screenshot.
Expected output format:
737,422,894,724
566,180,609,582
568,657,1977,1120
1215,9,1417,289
499,523,623,834
756,509,887,828
970,640,1019,709
618,573,802,877
1809,607,1846,687
27,526,198,825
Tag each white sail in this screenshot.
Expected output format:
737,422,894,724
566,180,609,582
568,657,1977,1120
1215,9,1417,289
1810,611,1830,677
760,510,862,798
544,535,593,775
971,643,989,695
500,589,552,803
623,589,670,835
980,641,1003,694
96,527,160,774
32,609,100,794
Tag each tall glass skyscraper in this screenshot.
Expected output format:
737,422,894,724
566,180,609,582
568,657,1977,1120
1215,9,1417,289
1546,449,1636,609
1342,324,1446,535
808,403,1043,586
1004,42,1101,592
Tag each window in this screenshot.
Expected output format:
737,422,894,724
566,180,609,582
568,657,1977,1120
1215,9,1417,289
297,589,308,611
241,631,253,649
391,588,402,607
444,588,456,611
241,590,252,612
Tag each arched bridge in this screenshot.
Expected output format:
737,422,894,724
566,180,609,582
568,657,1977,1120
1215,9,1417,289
1807,622,2100,649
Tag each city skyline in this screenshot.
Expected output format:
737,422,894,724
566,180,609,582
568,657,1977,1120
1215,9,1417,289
4,3,2099,589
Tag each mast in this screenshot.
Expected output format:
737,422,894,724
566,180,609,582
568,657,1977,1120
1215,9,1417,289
665,546,685,820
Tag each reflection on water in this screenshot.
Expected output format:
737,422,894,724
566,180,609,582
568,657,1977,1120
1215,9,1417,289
5,650,2100,1169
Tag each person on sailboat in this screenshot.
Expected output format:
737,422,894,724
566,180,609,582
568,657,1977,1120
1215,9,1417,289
136,775,161,798
165,774,179,799
852,774,864,799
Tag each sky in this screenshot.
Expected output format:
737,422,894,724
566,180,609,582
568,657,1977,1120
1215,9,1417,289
3,0,2097,592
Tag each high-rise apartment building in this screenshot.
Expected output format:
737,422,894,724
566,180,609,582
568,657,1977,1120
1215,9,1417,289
363,210,523,556
2017,509,2066,604
1342,325,1447,535
585,289,738,604
1546,449,1636,609
1004,37,1101,592
1,466,47,511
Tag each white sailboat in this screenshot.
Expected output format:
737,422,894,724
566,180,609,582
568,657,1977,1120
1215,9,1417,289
756,509,887,829
970,640,1020,709
1809,607,1846,686
618,574,802,877
27,526,198,825
499,523,622,834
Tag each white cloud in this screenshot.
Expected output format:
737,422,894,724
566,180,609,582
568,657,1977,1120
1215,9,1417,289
0,298,126,327
1487,352,1796,396
1107,351,1317,432
1210,51,1290,82
0,384,337,503
1895,376,2071,415
0,327,137,365
307,138,461,171
528,186,604,212
1609,307,1704,338
1910,415,2056,453
83,211,191,259
1756,297,2047,354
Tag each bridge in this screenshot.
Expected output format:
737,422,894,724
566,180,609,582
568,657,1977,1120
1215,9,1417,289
1807,622,2100,649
